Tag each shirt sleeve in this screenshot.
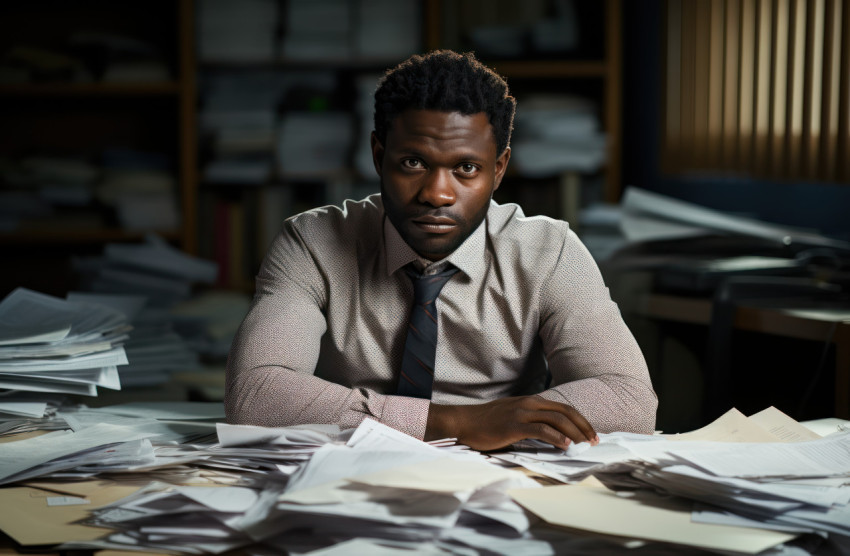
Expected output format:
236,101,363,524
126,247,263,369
536,227,658,434
224,221,431,439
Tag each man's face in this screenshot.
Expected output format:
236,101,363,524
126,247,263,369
372,109,511,261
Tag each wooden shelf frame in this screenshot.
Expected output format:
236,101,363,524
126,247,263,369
0,0,198,258
0,83,182,96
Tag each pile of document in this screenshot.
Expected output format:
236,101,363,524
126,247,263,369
354,0,420,60
77,234,217,306
1,402,847,555
0,155,98,232
277,112,353,177
0,405,581,555
72,235,220,386
620,186,850,251
511,94,607,177
199,70,290,185
199,70,339,185
503,407,850,554
197,0,277,62
96,148,178,232
0,149,179,234
280,0,419,61
0,402,222,485
0,393,78,436
64,292,200,388
0,288,131,398
281,0,351,60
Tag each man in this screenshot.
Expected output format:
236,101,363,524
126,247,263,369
226,50,657,450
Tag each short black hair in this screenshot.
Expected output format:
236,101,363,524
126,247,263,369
374,50,516,156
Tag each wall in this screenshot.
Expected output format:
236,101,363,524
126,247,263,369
621,0,850,240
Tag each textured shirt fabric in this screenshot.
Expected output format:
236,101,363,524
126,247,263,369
225,194,657,439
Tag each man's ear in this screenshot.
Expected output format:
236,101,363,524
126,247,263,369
370,131,384,177
492,146,511,192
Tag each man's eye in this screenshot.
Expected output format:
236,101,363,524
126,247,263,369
457,163,478,175
402,159,423,169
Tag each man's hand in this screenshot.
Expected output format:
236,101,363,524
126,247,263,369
425,396,598,451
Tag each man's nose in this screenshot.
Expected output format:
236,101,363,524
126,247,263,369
418,169,456,207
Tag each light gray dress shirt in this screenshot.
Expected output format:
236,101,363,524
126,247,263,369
226,194,657,439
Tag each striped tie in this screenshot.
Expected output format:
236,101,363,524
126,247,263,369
396,265,459,399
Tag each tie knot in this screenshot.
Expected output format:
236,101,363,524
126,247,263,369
406,265,459,304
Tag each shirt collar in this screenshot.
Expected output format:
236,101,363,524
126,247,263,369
383,202,491,280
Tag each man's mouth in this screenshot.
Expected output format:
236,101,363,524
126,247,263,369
411,215,457,234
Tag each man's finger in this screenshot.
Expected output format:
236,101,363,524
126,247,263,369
533,409,594,445
526,397,598,444
516,421,571,450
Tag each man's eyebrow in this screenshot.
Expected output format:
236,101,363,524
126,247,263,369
391,147,488,163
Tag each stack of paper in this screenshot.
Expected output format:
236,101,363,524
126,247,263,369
0,155,99,231
262,420,541,553
81,482,264,554
281,0,352,61
68,31,171,83
506,407,850,554
3,401,847,554
21,155,99,209
89,234,217,302
45,417,548,554
197,0,277,62
199,70,284,186
62,292,189,387
620,187,850,250
96,148,178,233
0,392,75,437
277,112,354,177
72,235,218,386
511,94,607,176
0,402,222,485
0,288,131,397
614,434,850,542
354,0,419,60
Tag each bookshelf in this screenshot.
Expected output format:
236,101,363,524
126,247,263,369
0,0,197,295
196,0,624,292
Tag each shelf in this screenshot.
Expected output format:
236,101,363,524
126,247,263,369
0,82,182,97
200,57,404,71
489,60,608,78
0,228,181,245
200,58,609,79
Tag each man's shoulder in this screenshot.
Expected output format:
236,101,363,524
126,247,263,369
284,193,383,244
487,200,570,250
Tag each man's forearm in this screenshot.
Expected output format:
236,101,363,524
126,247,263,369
225,364,431,438
539,374,657,435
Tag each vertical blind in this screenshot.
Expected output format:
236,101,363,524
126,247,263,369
663,0,850,184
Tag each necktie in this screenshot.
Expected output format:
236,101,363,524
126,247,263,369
396,265,459,399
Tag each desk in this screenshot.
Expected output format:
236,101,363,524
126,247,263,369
635,293,850,419
1,410,848,555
